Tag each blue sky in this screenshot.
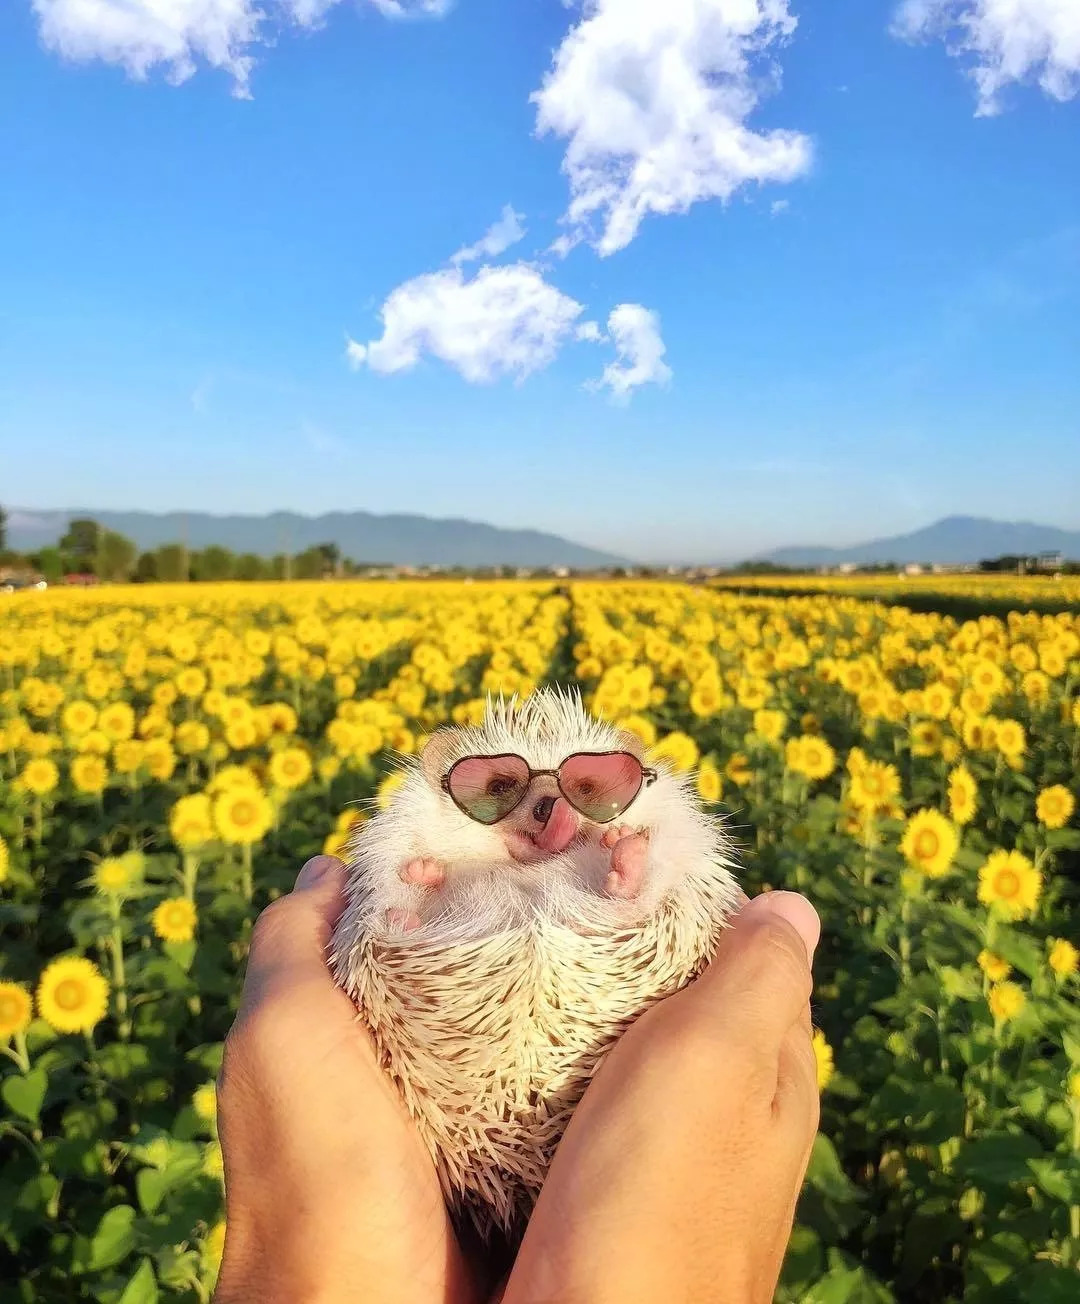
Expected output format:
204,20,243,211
0,0,1077,562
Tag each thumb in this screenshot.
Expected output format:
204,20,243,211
684,890,819,1055
239,855,347,1011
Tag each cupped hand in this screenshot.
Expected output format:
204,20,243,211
501,890,821,1304
213,855,482,1304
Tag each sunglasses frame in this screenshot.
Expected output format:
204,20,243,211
440,750,658,826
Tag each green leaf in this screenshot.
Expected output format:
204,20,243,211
990,931,1044,980
74,1203,137,1273
965,1230,1029,1290
1,1069,48,1124
804,1134,864,1205
781,1225,824,1290
953,1131,1043,1185
1028,1156,1080,1203
119,1258,159,1304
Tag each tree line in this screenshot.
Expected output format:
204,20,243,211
0,511,370,583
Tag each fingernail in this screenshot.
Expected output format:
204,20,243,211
295,856,338,890
740,891,820,963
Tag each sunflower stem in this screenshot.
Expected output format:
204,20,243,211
182,853,200,902
107,902,131,1041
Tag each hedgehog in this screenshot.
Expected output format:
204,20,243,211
329,686,740,1244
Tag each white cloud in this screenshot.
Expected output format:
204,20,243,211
347,262,586,383
576,320,603,342
450,205,527,266
770,198,790,216
892,0,1080,115
370,0,451,16
30,0,447,94
592,304,672,399
532,0,812,256
345,337,369,370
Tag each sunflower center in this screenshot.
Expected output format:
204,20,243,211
55,979,85,1011
994,869,1020,899
915,830,940,859
232,800,256,826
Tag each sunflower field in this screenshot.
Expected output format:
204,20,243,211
1,579,1078,1303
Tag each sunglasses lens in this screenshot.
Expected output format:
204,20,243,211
447,755,531,824
559,752,644,823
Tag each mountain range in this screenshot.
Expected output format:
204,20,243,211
5,508,626,570
752,516,1080,568
6,509,1077,570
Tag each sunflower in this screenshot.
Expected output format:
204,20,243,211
36,957,110,1035
98,702,136,742
0,982,32,1040
176,666,208,698
169,793,215,850
947,765,978,826
1036,785,1075,830
175,721,211,756
213,787,274,846
92,853,143,899
193,1082,218,1122
696,761,722,804
812,1030,834,1091
977,950,1011,982
977,849,1042,920
0,833,8,883
615,714,658,749
202,1219,227,1276
785,735,837,782
71,753,108,796
19,758,59,796
899,809,958,879
922,682,953,720
62,700,98,735
988,981,1026,1024
202,1141,224,1181
1048,938,1078,979
268,746,313,791
152,897,198,944
725,753,752,786
752,709,786,743
994,719,1026,761
848,760,901,813
649,731,700,773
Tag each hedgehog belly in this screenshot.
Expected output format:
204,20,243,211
342,897,724,1242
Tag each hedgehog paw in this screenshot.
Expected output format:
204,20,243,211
400,856,446,888
603,827,650,900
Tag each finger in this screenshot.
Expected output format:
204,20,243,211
686,891,819,1055
239,855,347,1012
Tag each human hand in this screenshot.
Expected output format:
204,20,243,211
500,890,821,1304
213,855,482,1304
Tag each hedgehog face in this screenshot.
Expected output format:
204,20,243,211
420,687,649,867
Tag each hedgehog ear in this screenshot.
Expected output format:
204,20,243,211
419,727,464,788
615,729,646,760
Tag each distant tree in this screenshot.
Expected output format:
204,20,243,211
0,505,7,552
32,547,64,584
192,546,235,582
60,518,103,571
317,542,341,576
292,547,327,580
134,552,159,583
270,554,290,580
155,544,189,582
96,530,137,582
234,553,268,581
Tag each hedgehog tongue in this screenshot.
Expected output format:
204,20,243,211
534,798,579,856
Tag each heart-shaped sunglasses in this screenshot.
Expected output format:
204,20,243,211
441,751,658,826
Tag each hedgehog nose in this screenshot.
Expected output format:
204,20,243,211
533,795,556,824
